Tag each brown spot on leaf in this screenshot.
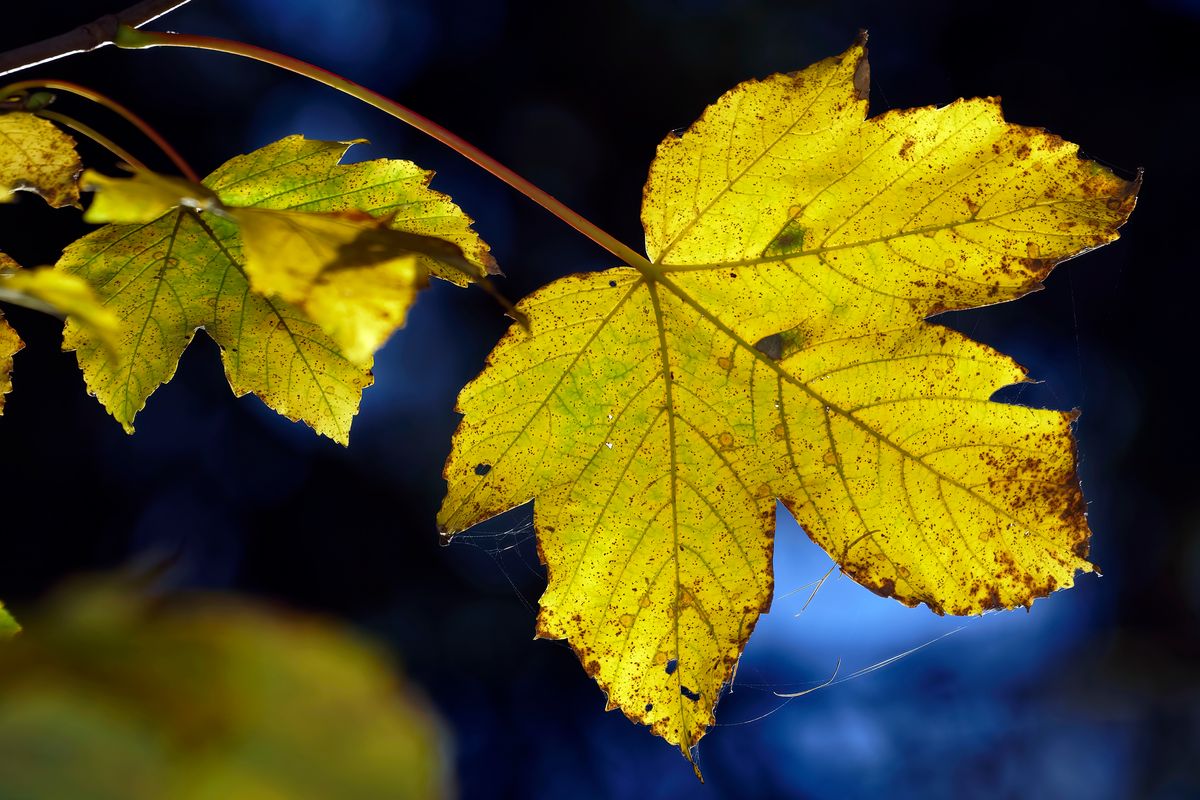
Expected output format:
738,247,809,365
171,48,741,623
754,334,783,360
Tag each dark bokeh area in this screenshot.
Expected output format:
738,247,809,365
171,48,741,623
0,0,1194,797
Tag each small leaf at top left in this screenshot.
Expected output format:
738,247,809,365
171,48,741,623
64,136,495,443
0,111,82,207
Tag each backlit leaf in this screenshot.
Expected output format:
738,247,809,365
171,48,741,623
0,256,120,354
61,136,493,443
230,208,430,363
439,34,1138,758
81,168,220,223
0,252,119,412
0,582,449,799
0,313,19,415
0,111,81,207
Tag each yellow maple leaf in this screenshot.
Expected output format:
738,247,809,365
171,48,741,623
0,312,19,415
81,168,221,223
0,111,81,207
61,136,493,443
230,208,431,363
80,161,490,365
438,34,1138,760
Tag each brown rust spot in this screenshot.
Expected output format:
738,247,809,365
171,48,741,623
861,575,896,599
979,587,1004,611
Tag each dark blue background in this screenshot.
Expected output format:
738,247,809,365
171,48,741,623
0,1,1193,797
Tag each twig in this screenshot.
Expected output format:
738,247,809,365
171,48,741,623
0,0,193,78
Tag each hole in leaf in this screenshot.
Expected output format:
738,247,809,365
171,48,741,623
665,658,678,675
474,463,491,476
680,686,700,701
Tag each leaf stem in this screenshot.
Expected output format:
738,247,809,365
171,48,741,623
1,80,198,181
0,0,193,78
35,109,149,172
114,27,658,275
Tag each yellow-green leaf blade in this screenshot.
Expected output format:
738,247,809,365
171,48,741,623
59,208,371,443
205,135,497,285
0,313,22,414
0,111,81,207
644,39,1137,347
643,35,869,266
81,168,219,224
440,271,776,753
441,34,1136,756
0,260,120,356
232,207,429,363
769,323,1091,613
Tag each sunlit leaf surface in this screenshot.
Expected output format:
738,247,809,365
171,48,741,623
62,136,493,443
439,34,1138,757
0,111,81,207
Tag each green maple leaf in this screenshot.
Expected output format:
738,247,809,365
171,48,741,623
60,136,494,443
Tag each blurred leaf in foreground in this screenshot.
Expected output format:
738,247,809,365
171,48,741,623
0,581,452,800
0,603,17,638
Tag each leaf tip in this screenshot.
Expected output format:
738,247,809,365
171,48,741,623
851,35,870,101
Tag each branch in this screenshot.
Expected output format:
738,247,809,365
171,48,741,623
0,0,193,79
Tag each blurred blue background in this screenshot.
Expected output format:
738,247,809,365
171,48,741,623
0,0,1192,797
